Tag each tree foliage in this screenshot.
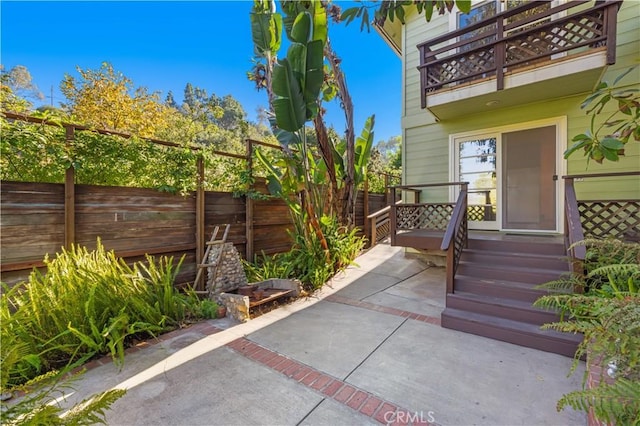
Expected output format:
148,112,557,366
340,0,471,31
565,66,640,165
0,65,44,113
60,62,170,138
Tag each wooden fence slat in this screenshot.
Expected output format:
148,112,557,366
1,181,387,286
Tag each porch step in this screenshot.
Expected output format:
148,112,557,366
445,235,577,356
461,249,569,270
454,275,550,303
441,308,582,358
457,261,569,285
467,237,566,256
446,292,559,325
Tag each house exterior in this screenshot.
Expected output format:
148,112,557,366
375,0,640,355
382,0,640,233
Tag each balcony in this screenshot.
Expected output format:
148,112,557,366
417,0,622,120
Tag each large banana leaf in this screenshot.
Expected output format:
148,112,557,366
354,115,375,187
272,58,306,132
290,11,312,43
250,11,283,56
282,1,327,45
303,39,324,119
269,116,301,150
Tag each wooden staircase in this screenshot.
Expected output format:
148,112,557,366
441,236,583,357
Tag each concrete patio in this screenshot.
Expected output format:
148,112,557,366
52,243,585,425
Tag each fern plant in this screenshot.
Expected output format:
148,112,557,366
535,241,640,425
1,362,125,426
1,239,215,388
534,292,640,424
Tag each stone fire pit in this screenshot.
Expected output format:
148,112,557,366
205,242,301,322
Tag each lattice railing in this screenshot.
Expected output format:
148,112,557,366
468,205,496,222
418,1,621,105
396,204,454,231
578,200,640,240
564,173,640,267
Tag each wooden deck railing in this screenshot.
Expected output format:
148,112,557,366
417,0,621,107
367,205,392,247
441,184,469,294
564,171,640,271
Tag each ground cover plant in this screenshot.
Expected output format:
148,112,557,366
535,239,640,424
0,239,218,390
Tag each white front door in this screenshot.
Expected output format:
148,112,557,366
453,122,562,232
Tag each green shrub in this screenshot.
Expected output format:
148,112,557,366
1,240,214,388
244,215,365,291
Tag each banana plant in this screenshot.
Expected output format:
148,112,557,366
250,0,283,108
271,10,325,131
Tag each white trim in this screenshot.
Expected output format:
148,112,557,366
401,17,407,119
449,116,567,234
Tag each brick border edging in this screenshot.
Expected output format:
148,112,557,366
226,337,437,426
325,294,442,326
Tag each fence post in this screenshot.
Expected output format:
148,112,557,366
390,186,397,246
363,177,370,242
245,139,254,260
64,126,75,249
195,155,205,291
384,174,390,205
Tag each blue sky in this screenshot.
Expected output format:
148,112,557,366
1,1,401,143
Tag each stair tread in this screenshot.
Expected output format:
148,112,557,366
448,291,555,313
455,274,550,289
462,248,568,260
442,307,583,343
458,260,569,275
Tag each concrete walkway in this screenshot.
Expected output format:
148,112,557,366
56,244,585,425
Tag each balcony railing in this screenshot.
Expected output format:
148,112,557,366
417,0,622,108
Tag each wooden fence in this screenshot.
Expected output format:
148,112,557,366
1,112,389,288
0,180,385,287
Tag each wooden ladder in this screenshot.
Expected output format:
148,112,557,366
194,224,231,291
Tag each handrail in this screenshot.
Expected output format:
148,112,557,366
442,184,468,294
563,171,640,179
367,204,391,220
391,182,468,190
367,204,393,247
440,187,468,251
564,178,587,264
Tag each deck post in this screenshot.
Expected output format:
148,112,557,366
195,155,205,291
363,177,370,245
390,186,397,245
496,18,505,91
446,244,454,294
245,139,254,260
64,126,75,249
605,1,618,65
